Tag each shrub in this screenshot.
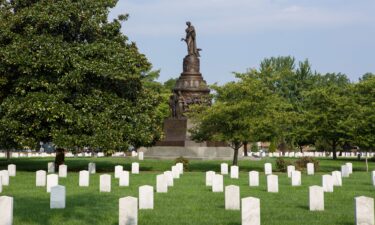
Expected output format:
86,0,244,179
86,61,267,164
294,157,319,171
175,156,189,171
275,158,292,172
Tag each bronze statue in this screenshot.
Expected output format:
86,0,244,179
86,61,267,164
176,91,186,118
169,95,177,118
181,21,201,57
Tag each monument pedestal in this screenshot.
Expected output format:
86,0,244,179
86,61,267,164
155,118,207,147
146,118,231,159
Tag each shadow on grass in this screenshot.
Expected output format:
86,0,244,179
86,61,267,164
15,192,119,225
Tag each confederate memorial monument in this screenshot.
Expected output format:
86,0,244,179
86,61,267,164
144,22,232,159
158,21,210,146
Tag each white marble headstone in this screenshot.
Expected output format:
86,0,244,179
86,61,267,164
309,186,324,211
115,165,123,178
119,171,130,187
131,163,139,174
7,164,16,177
50,185,66,209
230,166,239,179
100,174,111,192
225,185,240,210
164,171,174,187
341,165,350,178
0,196,13,225
212,174,224,192
48,162,55,173
88,163,96,174
331,171,342,186
139,185,154,209
119,196,138,225
346,162,353,174
322,175,334,192
291,171,301,186
46,174,58,193
156,174,167,193
138,152,144,161
287,165,295,178
206,171,215,186
372,171,375,186
79,170,89,187
58,165,67,178
307,163,314,175
355,196,374,225
249,171,259,187
0,179,2,193
242,197,260,225
36,170,47,187
221,163,228,175
267,175,278,193
176,163,184,175
171,166,180,179
264,163,272,175
0,170,9,186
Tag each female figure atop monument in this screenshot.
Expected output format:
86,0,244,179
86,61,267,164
181,21,200,57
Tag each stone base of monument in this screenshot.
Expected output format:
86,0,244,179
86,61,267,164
146,118,233,160
142,146,234,160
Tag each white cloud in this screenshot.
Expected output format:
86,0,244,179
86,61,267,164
110,0,373,37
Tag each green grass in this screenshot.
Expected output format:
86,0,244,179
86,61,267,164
0,157,374,225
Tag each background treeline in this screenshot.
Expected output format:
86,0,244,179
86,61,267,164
189,56,375,162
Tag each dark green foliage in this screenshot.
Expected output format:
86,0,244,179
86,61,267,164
275,158,292,172
294,157,319,172
0,0,163,152
175,156,189,171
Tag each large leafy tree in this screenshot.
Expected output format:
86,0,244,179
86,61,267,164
250,56,318,151
0,0,163,159
303,73,355,159
189,73,293,165
351,74,375,150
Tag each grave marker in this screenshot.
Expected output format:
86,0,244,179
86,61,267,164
79,170,89,187
309,186,324,211
119,197,138,225
230,166,239,179
0,196,13,225
36,170,47,187
139,185,154,209
225,185,240,210
249,171,259,187
50,185,66,209
355,196,374,225
100,174,111,192
242,197,260,225
267,175,278,193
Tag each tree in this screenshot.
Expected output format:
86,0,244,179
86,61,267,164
351,74,375,150
303,73,355,159
189,73,293,165
0,0,163,160
258,56,318,151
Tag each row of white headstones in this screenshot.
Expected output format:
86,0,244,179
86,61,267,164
0,162,184,225
205,163,375,225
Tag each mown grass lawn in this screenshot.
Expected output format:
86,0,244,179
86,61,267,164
0,157,374,225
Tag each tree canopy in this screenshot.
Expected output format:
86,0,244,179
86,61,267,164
0,0,163,153
190,56,374,161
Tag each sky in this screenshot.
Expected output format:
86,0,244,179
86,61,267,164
110,0,375,85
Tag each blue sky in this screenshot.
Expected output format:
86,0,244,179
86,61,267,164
110,0,375,84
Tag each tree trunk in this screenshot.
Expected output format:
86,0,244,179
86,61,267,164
332,141,337,160
55,148,65,169
232,142,241,165
6,149,10,161
243,142,248,157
